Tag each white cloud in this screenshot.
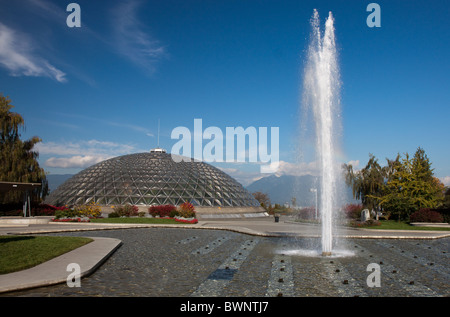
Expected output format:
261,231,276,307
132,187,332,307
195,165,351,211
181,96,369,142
216,166,265,187
36,139,141,169
440,176,450,187
111,0,166,74
0,22,66,82
346,160,360,169
215,160,320,186
36,139,136,157
45,155,109,168
274,160,320,177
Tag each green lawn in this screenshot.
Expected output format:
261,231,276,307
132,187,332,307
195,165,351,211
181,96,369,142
90,217,184,224
0,235,93,274
362,220,450,231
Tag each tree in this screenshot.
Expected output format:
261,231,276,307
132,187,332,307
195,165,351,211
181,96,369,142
377,148,444,220
343,154,385,211
0,94,48,204
252,191,270,209
291,197,297,207
344,148,445,221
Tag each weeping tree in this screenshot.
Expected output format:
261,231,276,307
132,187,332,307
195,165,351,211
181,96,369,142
0,94,48,204
343,154,385,211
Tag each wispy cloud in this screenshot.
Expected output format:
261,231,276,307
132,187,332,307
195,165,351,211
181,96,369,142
0,22,66,82
105,120,155,136
111,0,166,74
45,155,109,169
48,111,155,137
36,139,142,169
36,139,137,157
27,0,67,23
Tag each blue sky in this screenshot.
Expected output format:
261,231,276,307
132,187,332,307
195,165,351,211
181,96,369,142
1,0,449,187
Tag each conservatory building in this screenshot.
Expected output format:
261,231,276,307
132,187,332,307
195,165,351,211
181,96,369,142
45,148,266,218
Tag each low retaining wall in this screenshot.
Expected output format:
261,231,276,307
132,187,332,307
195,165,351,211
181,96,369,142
0,217,52,225
410,222,450,228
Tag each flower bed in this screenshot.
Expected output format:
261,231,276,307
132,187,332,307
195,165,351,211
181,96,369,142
174,216,198,224
159,216,198,224
148,202,198,223
51,217,91,223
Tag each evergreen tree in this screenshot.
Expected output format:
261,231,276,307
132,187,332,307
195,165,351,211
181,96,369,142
378,148,444,220
0,94,48,204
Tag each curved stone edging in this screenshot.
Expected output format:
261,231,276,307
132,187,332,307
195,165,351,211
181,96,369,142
0,237,122,294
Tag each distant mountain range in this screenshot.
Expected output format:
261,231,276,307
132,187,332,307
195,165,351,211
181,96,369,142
246,174,358,207
46,174,73,193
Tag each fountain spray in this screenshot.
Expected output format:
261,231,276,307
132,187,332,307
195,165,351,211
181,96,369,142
302,10,341,256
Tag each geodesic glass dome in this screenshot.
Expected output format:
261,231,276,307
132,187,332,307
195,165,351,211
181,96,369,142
45,149,259,208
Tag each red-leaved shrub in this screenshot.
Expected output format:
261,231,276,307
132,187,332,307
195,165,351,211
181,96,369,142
343,204,364,220
31,204,69,216
410,208,444,223
148,204,177,217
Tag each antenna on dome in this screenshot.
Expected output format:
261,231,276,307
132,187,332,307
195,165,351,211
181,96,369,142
157,118,160,147
150,118,166,153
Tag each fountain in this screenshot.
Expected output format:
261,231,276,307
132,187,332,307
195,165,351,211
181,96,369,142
302,9,342,256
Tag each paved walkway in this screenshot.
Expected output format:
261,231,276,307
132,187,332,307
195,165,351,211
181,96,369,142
0,216,449,294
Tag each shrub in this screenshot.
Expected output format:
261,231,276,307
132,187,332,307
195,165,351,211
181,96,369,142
54,209,78,219
31,204,68,216
410,208,444,223
169,209,180,218
148,204,177,217
108,212,120,218
439,208,450,224
349,219,381,227
343,204,364,220
73,201,102,218
178,202,196,219
295,207,316,220
114,204,139,217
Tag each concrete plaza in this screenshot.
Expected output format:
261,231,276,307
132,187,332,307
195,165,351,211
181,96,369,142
0,216,449,296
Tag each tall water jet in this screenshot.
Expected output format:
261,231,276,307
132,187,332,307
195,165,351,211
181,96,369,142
301,10,342,256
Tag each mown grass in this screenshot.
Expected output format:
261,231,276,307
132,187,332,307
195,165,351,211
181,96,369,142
366,220,450,231
0,235,93,274
90,217,182,224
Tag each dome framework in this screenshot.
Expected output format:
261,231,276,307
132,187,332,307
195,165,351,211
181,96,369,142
45,151,260,208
